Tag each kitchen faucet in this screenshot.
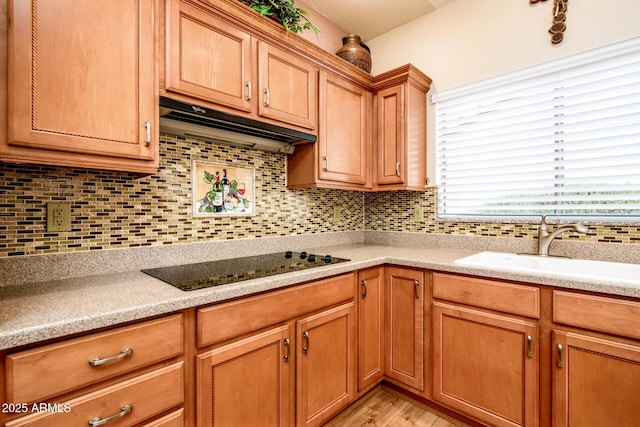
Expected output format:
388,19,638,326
537,215,588,256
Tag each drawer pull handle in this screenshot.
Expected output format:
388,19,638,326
361,279,367,298
415,280,420,299
396,162,401,177
527,335,533,358
283,338,290,362
557,344,563,368
88,404,132,426
88,348,133,367
322,156,328,172
245,80,252,101
302,331,310,354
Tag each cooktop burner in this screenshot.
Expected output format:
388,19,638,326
142,251,350,291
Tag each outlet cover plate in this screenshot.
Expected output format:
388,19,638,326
47,202,72,232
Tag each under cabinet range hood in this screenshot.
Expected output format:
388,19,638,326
159,96,316,154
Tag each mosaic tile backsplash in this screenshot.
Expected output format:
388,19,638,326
1,136,638,257
0,135,364,257
365,189,640,245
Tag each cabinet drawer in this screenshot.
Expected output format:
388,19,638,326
6,362,184,427
142,409,184,427
198,273,355,347
433,272,540,318
553,290,640,339
6,314,183,404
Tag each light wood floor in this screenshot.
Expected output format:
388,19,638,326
324,386,473,427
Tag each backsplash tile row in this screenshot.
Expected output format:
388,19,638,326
0,135,364,257
365,189,640,244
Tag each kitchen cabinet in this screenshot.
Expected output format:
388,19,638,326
551,290,640,426
432,273,539,427
164,0,317,131
1,0,159,173
196,325,292,427
384,266,425,391
195,273,356,427
357,267,384,392
2,315,184,427
288,71,372,190
296,302,356,427
373,65,432,191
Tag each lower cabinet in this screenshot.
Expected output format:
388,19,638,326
195,273,356,427
384,267,425,391
357,267,385,391
432,302,539,427
552,330,640,427
196,325,292,427
296,302,356,427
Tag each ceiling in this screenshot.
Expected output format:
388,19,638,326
305,0,456,41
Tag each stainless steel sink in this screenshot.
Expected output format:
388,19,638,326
454,251,640,285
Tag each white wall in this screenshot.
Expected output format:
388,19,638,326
367,0,640,91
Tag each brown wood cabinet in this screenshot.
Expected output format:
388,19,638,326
287,71,372,190
196,325,292,427
195,273,356,427
163,0,317,132
373,65,432,191
384,267,425,391
551,290,640,427
2,315,184,427
296,302,356,427
1,0,159,173
357,267,385,392
432,273,539,427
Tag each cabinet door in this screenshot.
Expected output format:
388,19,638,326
384,267,424,391
357,268,384,391
297,302,355,427
196,325,292,427
258,41,317,130
165,0,252,112
318,71,370,185
5,0,158,173
432,302,539,427
552,330,640,427
376,85,405,185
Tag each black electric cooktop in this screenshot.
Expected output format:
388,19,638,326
142,251,350,291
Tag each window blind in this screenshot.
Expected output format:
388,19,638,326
433,37,640,220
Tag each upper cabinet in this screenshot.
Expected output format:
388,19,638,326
287,71,372,190
165,0,253,113
1,0,159,173
163,0,317,132
373,65,432,191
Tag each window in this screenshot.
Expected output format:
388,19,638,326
433,37,640,220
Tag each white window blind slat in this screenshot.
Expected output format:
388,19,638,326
434,37,640,219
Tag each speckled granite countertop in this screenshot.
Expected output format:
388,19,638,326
2,240,640,351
